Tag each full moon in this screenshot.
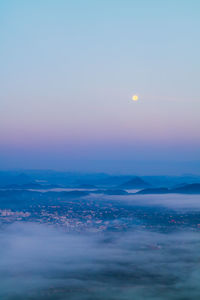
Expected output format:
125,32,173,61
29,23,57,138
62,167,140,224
132,95,138,101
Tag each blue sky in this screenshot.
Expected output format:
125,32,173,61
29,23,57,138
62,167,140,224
0,0,200,174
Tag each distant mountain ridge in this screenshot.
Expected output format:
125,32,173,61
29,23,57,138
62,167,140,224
0,173,33,186
137,183,200,194
3,182,61,189
119,177,151,189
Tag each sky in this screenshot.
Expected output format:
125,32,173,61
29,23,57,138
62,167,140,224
0,0,200,174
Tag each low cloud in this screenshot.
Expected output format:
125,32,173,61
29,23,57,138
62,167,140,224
1,222,200,299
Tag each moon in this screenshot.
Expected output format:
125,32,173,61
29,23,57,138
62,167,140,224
132,95,139,101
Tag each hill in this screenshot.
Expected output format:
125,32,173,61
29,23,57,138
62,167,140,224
137,183,200,194
120,177,150,189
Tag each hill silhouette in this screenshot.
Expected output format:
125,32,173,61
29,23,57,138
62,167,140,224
120,177,150,189
137,183,200,194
